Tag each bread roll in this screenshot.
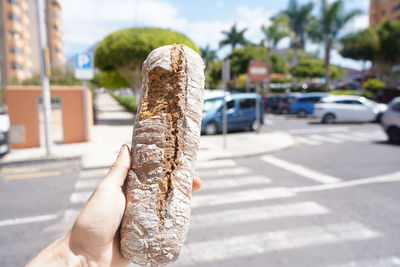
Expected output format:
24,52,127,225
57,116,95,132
120,44,205,266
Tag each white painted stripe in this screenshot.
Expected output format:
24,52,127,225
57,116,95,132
79,168,108,179
196,159,236,169
178,222,379,266
295,136,321,145
327,256,400,267
63,209,81,222
288,127,348,135
293,171,400,193
192,187,294,208
308,134,344,143
190,202,329,229
70,191,92,204
203,175,271,190
75,178,101,190
352,131,386,140
262,155,342,184
195,166,250,178
328,133,368,142
0,214,58,228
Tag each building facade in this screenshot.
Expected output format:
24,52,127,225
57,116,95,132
370,0,400,26
0,0,65,87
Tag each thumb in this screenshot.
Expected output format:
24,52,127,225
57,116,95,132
104,145,131,187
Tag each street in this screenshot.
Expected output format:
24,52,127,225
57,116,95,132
1,115,400,266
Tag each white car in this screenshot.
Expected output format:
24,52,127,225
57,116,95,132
0,107,10,156
381,97,400,143
314,95,387,123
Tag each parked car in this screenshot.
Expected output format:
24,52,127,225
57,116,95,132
291,92,331,117
381,97,400,143
314,95,388,123
264,93,301,114
201,93,264,135
0,107,11,156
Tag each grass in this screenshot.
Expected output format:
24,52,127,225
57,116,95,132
110,93,138,113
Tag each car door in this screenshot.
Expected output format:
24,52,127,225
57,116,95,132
237,98,257,128
344,100,374,121
224,100,238,130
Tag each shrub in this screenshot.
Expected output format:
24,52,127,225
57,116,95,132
364,78,385,90
110,93,137,113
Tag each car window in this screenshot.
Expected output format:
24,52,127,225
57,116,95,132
239,99,256,109
343,100,363,105
227,100,235,110
299,97,321,103
203,98,224,113
334,100,346,104
391,102,400,112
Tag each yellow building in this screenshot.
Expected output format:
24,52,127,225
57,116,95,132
370,0,400,26
0,0,65,86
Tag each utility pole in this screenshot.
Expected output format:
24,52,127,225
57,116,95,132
36,0,52,155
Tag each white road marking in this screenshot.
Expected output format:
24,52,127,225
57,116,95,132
78,168,108,179
75,178,101,190
288,127,348,135
262,155,342,184
63,209,81,222
295,136,321,145
328,133,369,142
0,214,58,228
195,166,250,178
352,131,386,140
308,134,344,143
70,191,92,204
195,159,236,169
293,171,400,193
327,256,400,267
192,187,294,208
203,175,271,190
190,202,329,229
178,222,379,266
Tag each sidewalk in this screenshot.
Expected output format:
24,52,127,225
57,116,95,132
0,93,295,168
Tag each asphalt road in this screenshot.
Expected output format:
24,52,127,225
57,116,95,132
1,115,400,267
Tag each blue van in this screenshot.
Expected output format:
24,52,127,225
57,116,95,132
201,93,264,135
291,92,331,117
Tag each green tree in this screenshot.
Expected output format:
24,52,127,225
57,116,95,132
219,23,248,52
94,27,199,92
200,45,218,69
227,44,267,77
206,60,222,88
281,0,314,50
340,28,380,62
290,58,345,80
364,78,385,90
261,14,291,49
308,0,361,88
377,20,400,65
270,53,288,74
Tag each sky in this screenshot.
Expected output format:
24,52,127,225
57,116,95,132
60,0,370,70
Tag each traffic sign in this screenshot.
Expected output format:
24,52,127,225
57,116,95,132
248,60,269,83
74,53,94,80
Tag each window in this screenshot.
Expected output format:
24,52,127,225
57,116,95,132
11,62,23,70
391,102,400,112
7,0,18,4
392,4,400,12
8,13,20,22
239,99,256,109
299,97,321,103
343,100,363,105
8,31,21,39
10,46,22,54
226,100,235,110
53,24,58,31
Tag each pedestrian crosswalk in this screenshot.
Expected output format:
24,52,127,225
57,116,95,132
63,158,385,267
294,130,386,146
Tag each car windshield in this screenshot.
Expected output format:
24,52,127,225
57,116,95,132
203,98,224,113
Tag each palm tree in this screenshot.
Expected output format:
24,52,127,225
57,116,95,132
219,23,248,52
309,0,362,88
261,14,291,49
281,0,314,50
200,45,218,68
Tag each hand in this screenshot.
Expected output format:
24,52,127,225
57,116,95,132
27,145,202,267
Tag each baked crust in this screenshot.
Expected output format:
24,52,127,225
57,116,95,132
120,44,205,266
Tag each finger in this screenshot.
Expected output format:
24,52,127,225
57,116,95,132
103,145,131,187
192,176,202,191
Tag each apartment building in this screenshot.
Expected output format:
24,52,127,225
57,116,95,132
370,0,400,26
0,0,65,87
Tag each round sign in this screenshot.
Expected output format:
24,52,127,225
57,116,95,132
247,60,269,83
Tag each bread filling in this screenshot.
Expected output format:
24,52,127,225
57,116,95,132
139,45,186,226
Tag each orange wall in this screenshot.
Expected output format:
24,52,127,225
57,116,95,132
5,85,92,148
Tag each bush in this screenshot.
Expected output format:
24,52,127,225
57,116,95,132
110,93,137,113
270,77,291,83
330,90,358,95
364,78,385,90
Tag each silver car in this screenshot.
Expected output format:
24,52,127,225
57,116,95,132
381,97,400,143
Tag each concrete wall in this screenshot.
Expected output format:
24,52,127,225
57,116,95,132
5,85,92,148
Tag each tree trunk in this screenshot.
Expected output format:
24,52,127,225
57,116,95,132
324,40,332,91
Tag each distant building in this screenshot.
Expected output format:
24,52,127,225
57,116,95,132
370,0,400,26
0,0,65,87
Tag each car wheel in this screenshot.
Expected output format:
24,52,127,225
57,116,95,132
322,113,336,124
387,127,400,143
204,122,218,135
250,120,259,131
297,109,307,118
